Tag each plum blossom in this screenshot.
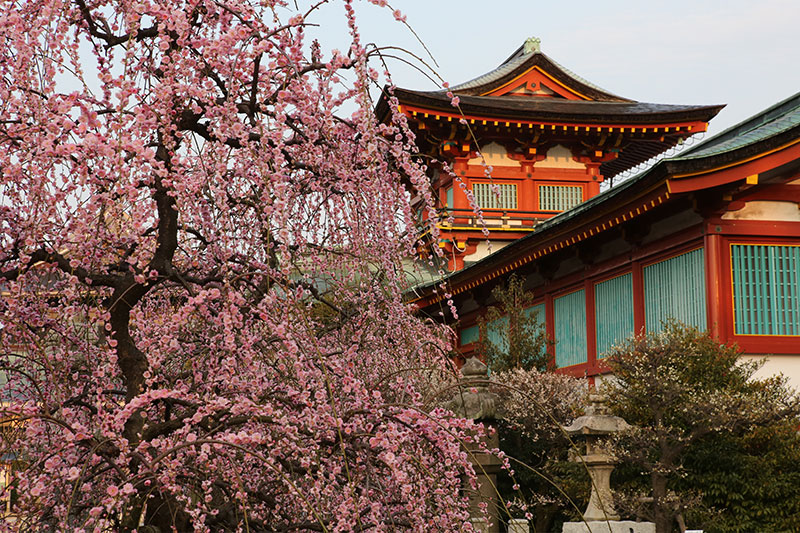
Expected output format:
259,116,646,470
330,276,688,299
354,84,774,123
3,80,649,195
0,0,481,530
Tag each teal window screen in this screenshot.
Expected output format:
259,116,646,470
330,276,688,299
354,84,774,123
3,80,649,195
459,324,479,346
525,303,546,325
595,273,634,357
525,303,547,362
554,289,587,367
446,187,453,208
486,316,510,353
644,248,706,332
731,244,800,336
470,305,546,351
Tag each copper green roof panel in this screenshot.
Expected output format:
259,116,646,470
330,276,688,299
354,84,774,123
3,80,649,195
447,37,633,102
448,46,533,93
676,92,800,160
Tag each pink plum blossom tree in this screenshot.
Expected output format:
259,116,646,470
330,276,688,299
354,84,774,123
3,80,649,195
0,0,479,530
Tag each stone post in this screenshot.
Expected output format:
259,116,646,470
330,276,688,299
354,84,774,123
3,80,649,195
448,357,502,533
509,518,530,533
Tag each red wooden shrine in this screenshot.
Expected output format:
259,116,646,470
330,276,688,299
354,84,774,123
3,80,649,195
382,39,800,386
377,37,723,271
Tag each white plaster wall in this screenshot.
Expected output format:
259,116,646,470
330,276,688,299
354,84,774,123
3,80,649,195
722,200,800,221
535,145,585,169
739,354,800,392
468,142,514,167
481,218,523,226
464,240,511,262
594,372,617,390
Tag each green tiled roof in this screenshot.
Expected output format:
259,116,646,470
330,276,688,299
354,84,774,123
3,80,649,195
675,92,800,160
448,47,533,93
542,55,624,101
449,38,629,101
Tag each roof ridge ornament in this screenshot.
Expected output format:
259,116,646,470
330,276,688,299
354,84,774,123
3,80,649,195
523,36,541,54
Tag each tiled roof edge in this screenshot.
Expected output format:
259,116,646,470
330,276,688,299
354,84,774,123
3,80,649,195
678,91,800,157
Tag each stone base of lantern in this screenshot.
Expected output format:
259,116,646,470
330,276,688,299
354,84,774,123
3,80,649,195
562,520,655,533
508,518,530,533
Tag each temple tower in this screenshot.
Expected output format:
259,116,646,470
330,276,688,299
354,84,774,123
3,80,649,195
377,38,722,271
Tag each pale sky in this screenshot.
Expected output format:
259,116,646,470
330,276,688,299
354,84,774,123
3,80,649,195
309,0,800,140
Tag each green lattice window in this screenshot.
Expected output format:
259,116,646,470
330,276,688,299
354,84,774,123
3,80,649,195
525,303,546,325
731,244,800,336
595,273,634,357
643,248,706,332
485,316,510,354
459,324,479,346
554,289,587,367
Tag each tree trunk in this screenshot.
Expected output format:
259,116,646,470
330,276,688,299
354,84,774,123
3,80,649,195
534,503,556,532
651,472,673,533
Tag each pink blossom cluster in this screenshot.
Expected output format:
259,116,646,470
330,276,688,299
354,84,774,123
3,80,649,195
0,0,483,530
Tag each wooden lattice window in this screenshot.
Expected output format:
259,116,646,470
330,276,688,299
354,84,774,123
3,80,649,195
643,248,706,332
538,185,583,211
731,244,800,336
594,273,634,357
472,183,517,210
554,289,587,367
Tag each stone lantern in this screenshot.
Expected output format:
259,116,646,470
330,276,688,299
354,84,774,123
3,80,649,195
448,356,502,533
561,392,654,533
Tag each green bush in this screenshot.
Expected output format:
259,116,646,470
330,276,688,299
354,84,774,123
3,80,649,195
604,321,800,533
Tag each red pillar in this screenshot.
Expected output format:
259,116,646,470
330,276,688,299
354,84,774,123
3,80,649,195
632,261,645,334
585,278,597,369
704,231,725,339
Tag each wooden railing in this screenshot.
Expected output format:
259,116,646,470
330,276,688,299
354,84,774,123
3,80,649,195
434,208,551,230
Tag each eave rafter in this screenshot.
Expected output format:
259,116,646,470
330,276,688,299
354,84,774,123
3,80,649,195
400,104,709,178
400,105,708,135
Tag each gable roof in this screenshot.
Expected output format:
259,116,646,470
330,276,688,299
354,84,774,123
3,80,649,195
448,37,632,102
376,39,724,179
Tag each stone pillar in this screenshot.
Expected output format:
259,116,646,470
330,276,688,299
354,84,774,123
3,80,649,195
582,455,618,521
470,518,488,533
467,427,502,533
509,518,530,533
448,357,501,533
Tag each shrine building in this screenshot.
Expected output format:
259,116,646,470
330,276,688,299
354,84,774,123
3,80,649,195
379,38,800,385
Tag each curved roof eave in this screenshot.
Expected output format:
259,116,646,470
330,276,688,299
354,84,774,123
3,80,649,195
391,89,724,125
